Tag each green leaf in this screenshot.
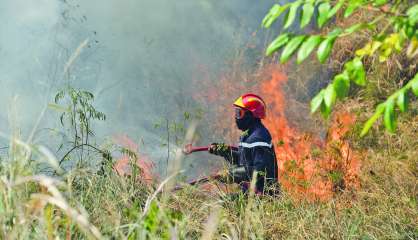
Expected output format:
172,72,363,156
297,35,322,64
407,4,418,25
396,90,408,112
327,0,345,19
318,2,331,27
317,36,336,63
310,90,325,113
373,0,387,7
407,4,418,16
353,58,366,86
262,4,291,28
344,0,363,18
412,77,418,96
324,83,337,108
320,101,331,118
346,58,366,86
284,1,301,29
280,35,306,63
360,104,385,137
266,33,290,56
333,71,350,99
384,99,396,133
300,2,314,28
262,4,280,28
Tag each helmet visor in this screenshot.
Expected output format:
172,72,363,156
235,107,246,119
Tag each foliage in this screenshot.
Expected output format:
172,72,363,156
262,0,418,135
50,86,106,166
52,86,106,146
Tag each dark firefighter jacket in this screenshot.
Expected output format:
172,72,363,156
223,121,278,193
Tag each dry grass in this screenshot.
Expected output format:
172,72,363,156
1,117,415,239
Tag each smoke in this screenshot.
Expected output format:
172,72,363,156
0,0,282,172
0,1,60,129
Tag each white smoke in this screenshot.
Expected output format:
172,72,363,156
0,0,278,174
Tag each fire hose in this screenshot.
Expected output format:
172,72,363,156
182,143,238,155
172,143,238,191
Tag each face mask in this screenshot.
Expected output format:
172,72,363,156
235,111,256,131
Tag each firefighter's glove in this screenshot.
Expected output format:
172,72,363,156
208,143,229,156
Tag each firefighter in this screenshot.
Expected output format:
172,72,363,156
208,93,278,195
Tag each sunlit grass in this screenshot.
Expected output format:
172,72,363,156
0,113,416,239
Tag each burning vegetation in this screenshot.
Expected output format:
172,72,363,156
193,62,362,201
261,67,361,201
113,134,157,184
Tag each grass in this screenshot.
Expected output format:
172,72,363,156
1,72,417,238
0,105,416,239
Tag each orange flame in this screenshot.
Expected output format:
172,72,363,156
260,66,360,201
113,134,157,184
194,63,361,201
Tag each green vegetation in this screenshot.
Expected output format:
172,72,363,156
0,119,416,239
263,0,418,135
51,86,107,169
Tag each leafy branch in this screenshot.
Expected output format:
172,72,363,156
51,86,106,167
262,0,418,136
360,72,418,136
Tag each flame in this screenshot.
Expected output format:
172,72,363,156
194,63,361,201
260,66,360,201
113,134,157,184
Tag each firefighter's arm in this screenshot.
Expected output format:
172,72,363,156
208,143,239,164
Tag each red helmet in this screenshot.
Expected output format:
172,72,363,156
233,93,266,119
